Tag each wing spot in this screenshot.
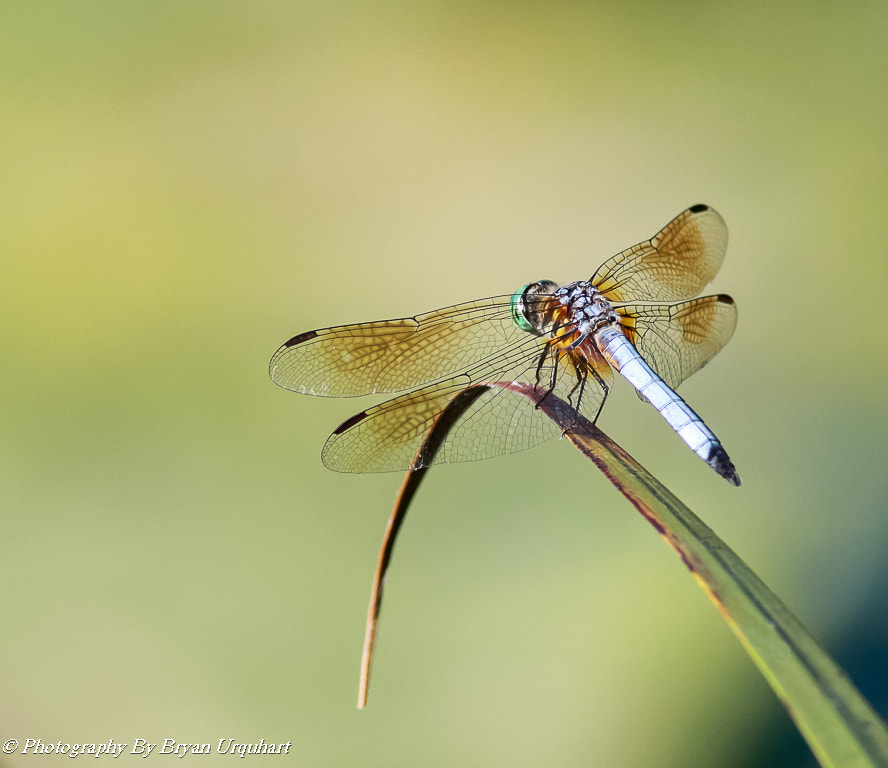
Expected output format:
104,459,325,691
333,411,370,434
284,330,319,347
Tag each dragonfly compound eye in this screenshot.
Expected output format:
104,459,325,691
510,280,558,334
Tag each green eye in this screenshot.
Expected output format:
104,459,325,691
510,281,557,333
510,284,534,332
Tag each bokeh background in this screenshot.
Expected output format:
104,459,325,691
3,2,887,766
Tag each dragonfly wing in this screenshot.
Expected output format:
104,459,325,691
321,380,552,472
320,342,611,472
616,294,737,392
591,204,728,303
269,296,523,397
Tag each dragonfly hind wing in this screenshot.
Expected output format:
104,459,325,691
617,294,737,392
591,204,728,303
321,355,610,473
320,378,558,472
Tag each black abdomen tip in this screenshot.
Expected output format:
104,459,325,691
708,445,741,486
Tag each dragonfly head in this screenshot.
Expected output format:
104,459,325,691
510,280,558,334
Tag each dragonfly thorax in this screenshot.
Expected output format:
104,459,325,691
510,279,617,340
554,281,618,336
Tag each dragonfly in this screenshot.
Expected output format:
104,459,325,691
270,204,740,485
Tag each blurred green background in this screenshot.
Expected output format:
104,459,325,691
2,1,887,766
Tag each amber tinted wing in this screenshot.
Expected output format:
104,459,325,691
320,339,613,473
616,294,737,392
591,204,728,303
270,296,526,397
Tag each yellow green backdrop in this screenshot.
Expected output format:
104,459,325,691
2,2,887,766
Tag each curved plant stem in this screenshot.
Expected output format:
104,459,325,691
356,383,888,768
357,387,489,709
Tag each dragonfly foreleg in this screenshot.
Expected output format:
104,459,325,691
534,345,567,411
532,336,553,392
532,320,568,402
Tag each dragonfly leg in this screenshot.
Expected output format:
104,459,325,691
585,365,609,424
533,321,567,406
535,360,559,410
555,363,608,437
565,364,585,409
532,337,553,391
561,368,586,431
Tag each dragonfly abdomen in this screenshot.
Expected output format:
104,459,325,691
593,324,740,485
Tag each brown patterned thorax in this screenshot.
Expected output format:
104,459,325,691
514,280,614,374
553,281,618,338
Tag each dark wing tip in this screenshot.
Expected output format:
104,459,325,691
269,330,320,382
715,294,735,306
689,203,710,214
269,330,321,382
283,329,319,348
708,445,741,486
332,410,370,435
